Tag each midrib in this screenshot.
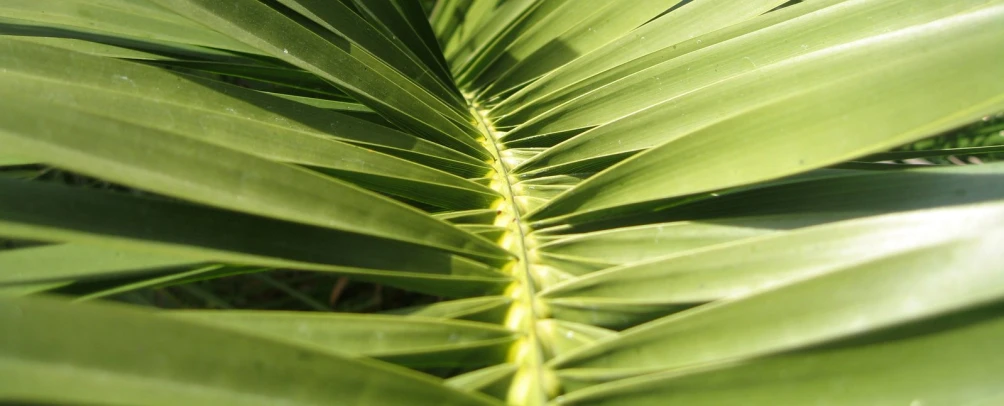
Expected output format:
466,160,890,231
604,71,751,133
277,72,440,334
469,106,556,405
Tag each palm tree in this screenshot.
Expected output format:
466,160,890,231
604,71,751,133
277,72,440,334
2,0,1004,404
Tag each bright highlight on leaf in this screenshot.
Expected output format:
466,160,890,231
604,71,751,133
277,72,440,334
1,0,1003,405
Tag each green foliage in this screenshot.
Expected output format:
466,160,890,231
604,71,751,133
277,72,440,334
2,0,1004,405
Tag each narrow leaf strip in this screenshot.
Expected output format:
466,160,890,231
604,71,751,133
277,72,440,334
0,295,502,405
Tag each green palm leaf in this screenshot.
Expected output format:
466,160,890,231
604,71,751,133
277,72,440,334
0,295,502,405
2,0,1003,405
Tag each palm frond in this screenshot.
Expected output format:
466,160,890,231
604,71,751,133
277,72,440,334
2,0,1003,405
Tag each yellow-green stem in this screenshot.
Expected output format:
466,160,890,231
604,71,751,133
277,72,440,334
470,106,556,405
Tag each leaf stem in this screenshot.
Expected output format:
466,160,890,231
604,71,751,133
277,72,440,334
470,106,556,406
